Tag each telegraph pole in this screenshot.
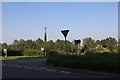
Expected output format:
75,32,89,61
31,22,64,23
44,27,47,56
44,27,47,42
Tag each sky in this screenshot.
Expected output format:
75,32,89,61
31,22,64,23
2,2,118,44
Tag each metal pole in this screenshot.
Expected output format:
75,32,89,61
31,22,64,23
65,37,68,55
44,27,47,57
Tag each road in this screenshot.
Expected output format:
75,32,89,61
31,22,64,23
1,58,119,79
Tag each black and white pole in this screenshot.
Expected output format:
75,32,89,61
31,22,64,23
3,49,7,57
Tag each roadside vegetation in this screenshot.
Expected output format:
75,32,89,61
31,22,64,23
1,56,44,60
0,37,119,56
46,50,120,73
0,37,120,73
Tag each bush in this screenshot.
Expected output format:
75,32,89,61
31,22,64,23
47,51,120,73
47,50,59,57
23,49,42,56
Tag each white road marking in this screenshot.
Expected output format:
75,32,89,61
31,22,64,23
40,67,47,70
46,69,56,72
60,71,71,73
34,67,47,71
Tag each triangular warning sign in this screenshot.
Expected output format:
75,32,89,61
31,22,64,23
61,30,69,37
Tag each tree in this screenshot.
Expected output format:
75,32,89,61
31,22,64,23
0,43,2,50
12,40,19,49
36,38,43,50
95,40,103,52
101,39,107,48
2,43,8,49
105,37,117,52
55,39,61,50
100,37,118,52
95,40,101,45
18,39,26,51
25,39,33,50
83,37,95,51
55,39,65,52
66,40,73,53
54,39,73,53
46,40,55,51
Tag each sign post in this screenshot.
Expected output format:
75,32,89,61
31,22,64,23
3,49,7,57
61,30,69,55
41,48,44,57
74,40,81,55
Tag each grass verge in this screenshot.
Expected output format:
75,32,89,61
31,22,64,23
0,56,45,60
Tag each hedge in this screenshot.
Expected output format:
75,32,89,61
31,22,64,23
46,50,120,73
23,49,43,56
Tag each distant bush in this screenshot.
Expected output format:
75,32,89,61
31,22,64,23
47,50,66,57
47,51,120,73
47,50,59,56
23,49,42,56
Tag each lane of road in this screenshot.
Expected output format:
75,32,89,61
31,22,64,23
1,58,115,78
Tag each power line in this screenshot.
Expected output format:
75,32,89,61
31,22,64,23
19,3,44,29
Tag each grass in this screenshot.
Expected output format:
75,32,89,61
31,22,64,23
0,56,45,60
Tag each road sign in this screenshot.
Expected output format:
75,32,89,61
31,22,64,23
74,40,81,44
61,29,69,55
3,49,7,53
41,48,44,51
61,30,69,37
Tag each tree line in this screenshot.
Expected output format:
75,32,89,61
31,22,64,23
0,37,119,55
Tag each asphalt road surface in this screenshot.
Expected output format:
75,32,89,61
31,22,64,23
1,58,119,79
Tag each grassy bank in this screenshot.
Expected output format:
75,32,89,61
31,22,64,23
46,51,120,73
0,56,45,60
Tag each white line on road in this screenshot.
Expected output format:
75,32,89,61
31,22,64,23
60,71,71,73
40,67,47,70
34,67,48,71
46,69,56,72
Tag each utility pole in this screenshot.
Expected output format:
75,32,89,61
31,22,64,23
44,27,47,56
44,27,47,42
